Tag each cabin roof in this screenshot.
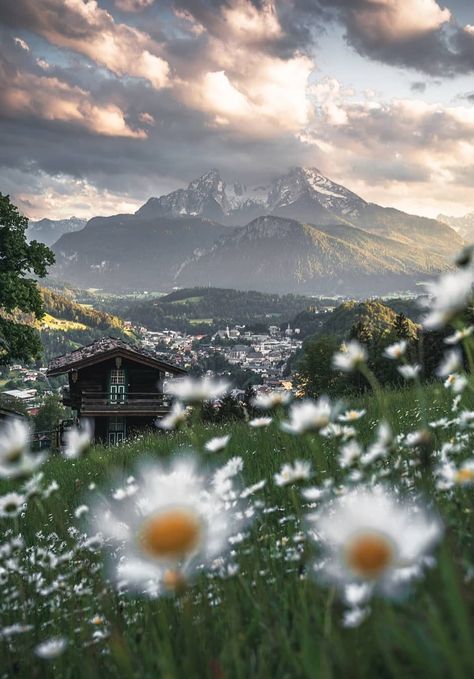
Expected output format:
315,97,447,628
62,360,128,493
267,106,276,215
46,336,187,376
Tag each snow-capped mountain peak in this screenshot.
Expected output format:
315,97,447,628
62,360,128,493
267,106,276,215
136,167,368,222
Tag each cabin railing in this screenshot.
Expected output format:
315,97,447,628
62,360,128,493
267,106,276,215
80,392,170,414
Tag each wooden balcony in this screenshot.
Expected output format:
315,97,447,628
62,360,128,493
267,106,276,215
80,392,171,416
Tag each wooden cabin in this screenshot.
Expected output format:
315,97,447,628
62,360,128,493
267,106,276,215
47,337,186,444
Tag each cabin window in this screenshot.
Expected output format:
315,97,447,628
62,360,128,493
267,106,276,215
109,368,127,404
110,369,125,385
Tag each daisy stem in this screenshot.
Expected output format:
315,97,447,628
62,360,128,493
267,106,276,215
323,586,336,638
358,365,387,421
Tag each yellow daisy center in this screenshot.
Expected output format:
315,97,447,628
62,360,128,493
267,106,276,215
454,468,474,484
139,508,202,559
345,531,395,578
5,446,23,463
163,569,187,592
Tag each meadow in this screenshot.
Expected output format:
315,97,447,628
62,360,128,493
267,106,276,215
1,381,473,679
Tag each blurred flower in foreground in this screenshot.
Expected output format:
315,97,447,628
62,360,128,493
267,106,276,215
384,340,407,360
421,269,474,330
437,459,474,490
35,637,67,659
248,417,272,428
0,491,27,518
332,341,367,373
398,364,421,380
0,418,45,478
166,377,229,403
436,350,463,378
274,460,311,486
306,486,442,599
445,326,474,345
156,401,189,431
63,420,93,459
90,456,251,597
205,435,231,453
252,390,291,409
281,398,334,434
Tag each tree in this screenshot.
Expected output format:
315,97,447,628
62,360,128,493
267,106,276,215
0,194,54,364
294,335,349,398
34,393,66,433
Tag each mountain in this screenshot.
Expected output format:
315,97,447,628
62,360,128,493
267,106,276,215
27,217,87,246
438,212,474,242
177,216,449,295
52,214,227,291
49,167,462,295
137,167,462,256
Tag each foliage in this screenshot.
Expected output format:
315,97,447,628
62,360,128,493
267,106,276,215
0,195,54,364
34,394,66,433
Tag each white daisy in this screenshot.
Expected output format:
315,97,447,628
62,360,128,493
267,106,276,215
444,373,468,394
383,341,407,360
90,456,251,596
332,341,367,373
436,350,463,378
248,417,272,428
274,460,312,486
445,326,474,344
339,409,366,423
306,486,442,598
339,440,363,468
0,492,27,518
204,435,231,453
0,418,45,478
398,364,421,380
437,459,474,490
281,397,333,434
422,269,474,330
35,637,67,659
156,401,189,430
63,420,93,459
166,376,230,403
252,391,291,410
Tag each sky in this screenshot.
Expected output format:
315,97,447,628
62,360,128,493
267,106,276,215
1,0,474,220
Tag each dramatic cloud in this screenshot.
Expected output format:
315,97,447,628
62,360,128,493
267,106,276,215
2,0,170,88
313,0,474,76
114,0,154,11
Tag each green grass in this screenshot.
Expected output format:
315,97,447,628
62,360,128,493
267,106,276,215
1,383,474,678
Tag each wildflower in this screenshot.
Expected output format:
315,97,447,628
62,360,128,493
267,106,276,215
156,401,189,431
0,418,45,478
444,373,468,394
63,420,93,459
437,459,474,489
274,460,311,486
252,391,291,409
445,326,474,344
90,457,250,596
398,364,421,380
306,486,442,598
320,423,356,440
35,637,67,659
74,504,89,518
436,350,463,378
332,341,367,373
384,341,407,360
422,269,474,329
248,417,272,428
205,435,231,453
339,409,366,423
361,422,394,465
339,440,363,468
0,492,27,518
281,397,333,434
166,377,229,403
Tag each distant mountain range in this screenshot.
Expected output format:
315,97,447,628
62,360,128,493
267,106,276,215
28,217,87,246
49,168,463,296
438,212,474,242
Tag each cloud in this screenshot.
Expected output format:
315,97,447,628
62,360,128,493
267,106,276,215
13,36,29,51
301,76,474,216
2,0,170,88
114,0,154,11
312,0,474,76
0,56,147,138
410,81,427,92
